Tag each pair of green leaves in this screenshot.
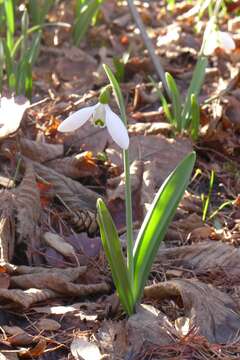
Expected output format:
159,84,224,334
98,152,196,314
97,65,196,315
156,56,208,139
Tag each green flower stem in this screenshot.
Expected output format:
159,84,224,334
123,148,134,287
103,64,134,294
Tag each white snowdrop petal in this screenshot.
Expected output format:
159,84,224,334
105,105,129,149
58,105,96,132
203,31,218,56
0,96,30,140
219,31,235,51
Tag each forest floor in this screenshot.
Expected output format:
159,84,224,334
0,1,240,359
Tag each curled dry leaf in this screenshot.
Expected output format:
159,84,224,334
43,232,77,259
18,338,46,358
10,266,109,297
0,96,29,140
156,241,240,277
13,162,40,243
45,151,99,179
32,160,99,211
70,337,102,360
0,211,15,263
20,138,64,163
0,288,56,308
144,279,240,343
11,267,86,291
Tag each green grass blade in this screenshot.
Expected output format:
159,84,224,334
21,9,29,59
190,93,200,140
133,151,196,303
166,72,182,131
97,199,134,315
73,0,103,46
202,169,215,222
149,76,175,126
0,38,4,93
29,0,55,25
3,40,15,91
27,31,41,65
182,56,208,129
4,0,14,51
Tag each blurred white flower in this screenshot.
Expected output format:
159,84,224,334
203,30,235,56
0,96,30,140
58,102,129,150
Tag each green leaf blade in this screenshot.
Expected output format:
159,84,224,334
97,198,134,315
133,151,196,303
166,72,182,131
182,56,208,129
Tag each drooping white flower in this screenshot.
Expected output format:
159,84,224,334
58,102,129,149
0,96,30,140
203,30,235,56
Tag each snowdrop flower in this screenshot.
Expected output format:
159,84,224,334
203,30,235,56
58,102,129,150
0,96,29,140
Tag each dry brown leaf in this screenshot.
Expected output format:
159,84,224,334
141,160,156,213
11,267,86,290
18,338,46,358
10,265,109,297
107,160,143,201
0,212,15,263
7,332,33,346
13,162,40,243
32,301,98,315
45,151,99,179
127,304,175,353
106,135,192,186
56,47,97,84
70,337,102,360
0,352,19,360
0,288,56,308
128,122,172,137
156,241,240,277
64,121,109,154
42,232,77,259
20,138,64,163
0,272,10,289
168,213,213,243
144,279,240,343
107,160,156,216
37,318,61,331
0,96,29,140
97,320,129,360
32,160,99,211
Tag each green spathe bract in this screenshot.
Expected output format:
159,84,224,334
97,64,196,315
